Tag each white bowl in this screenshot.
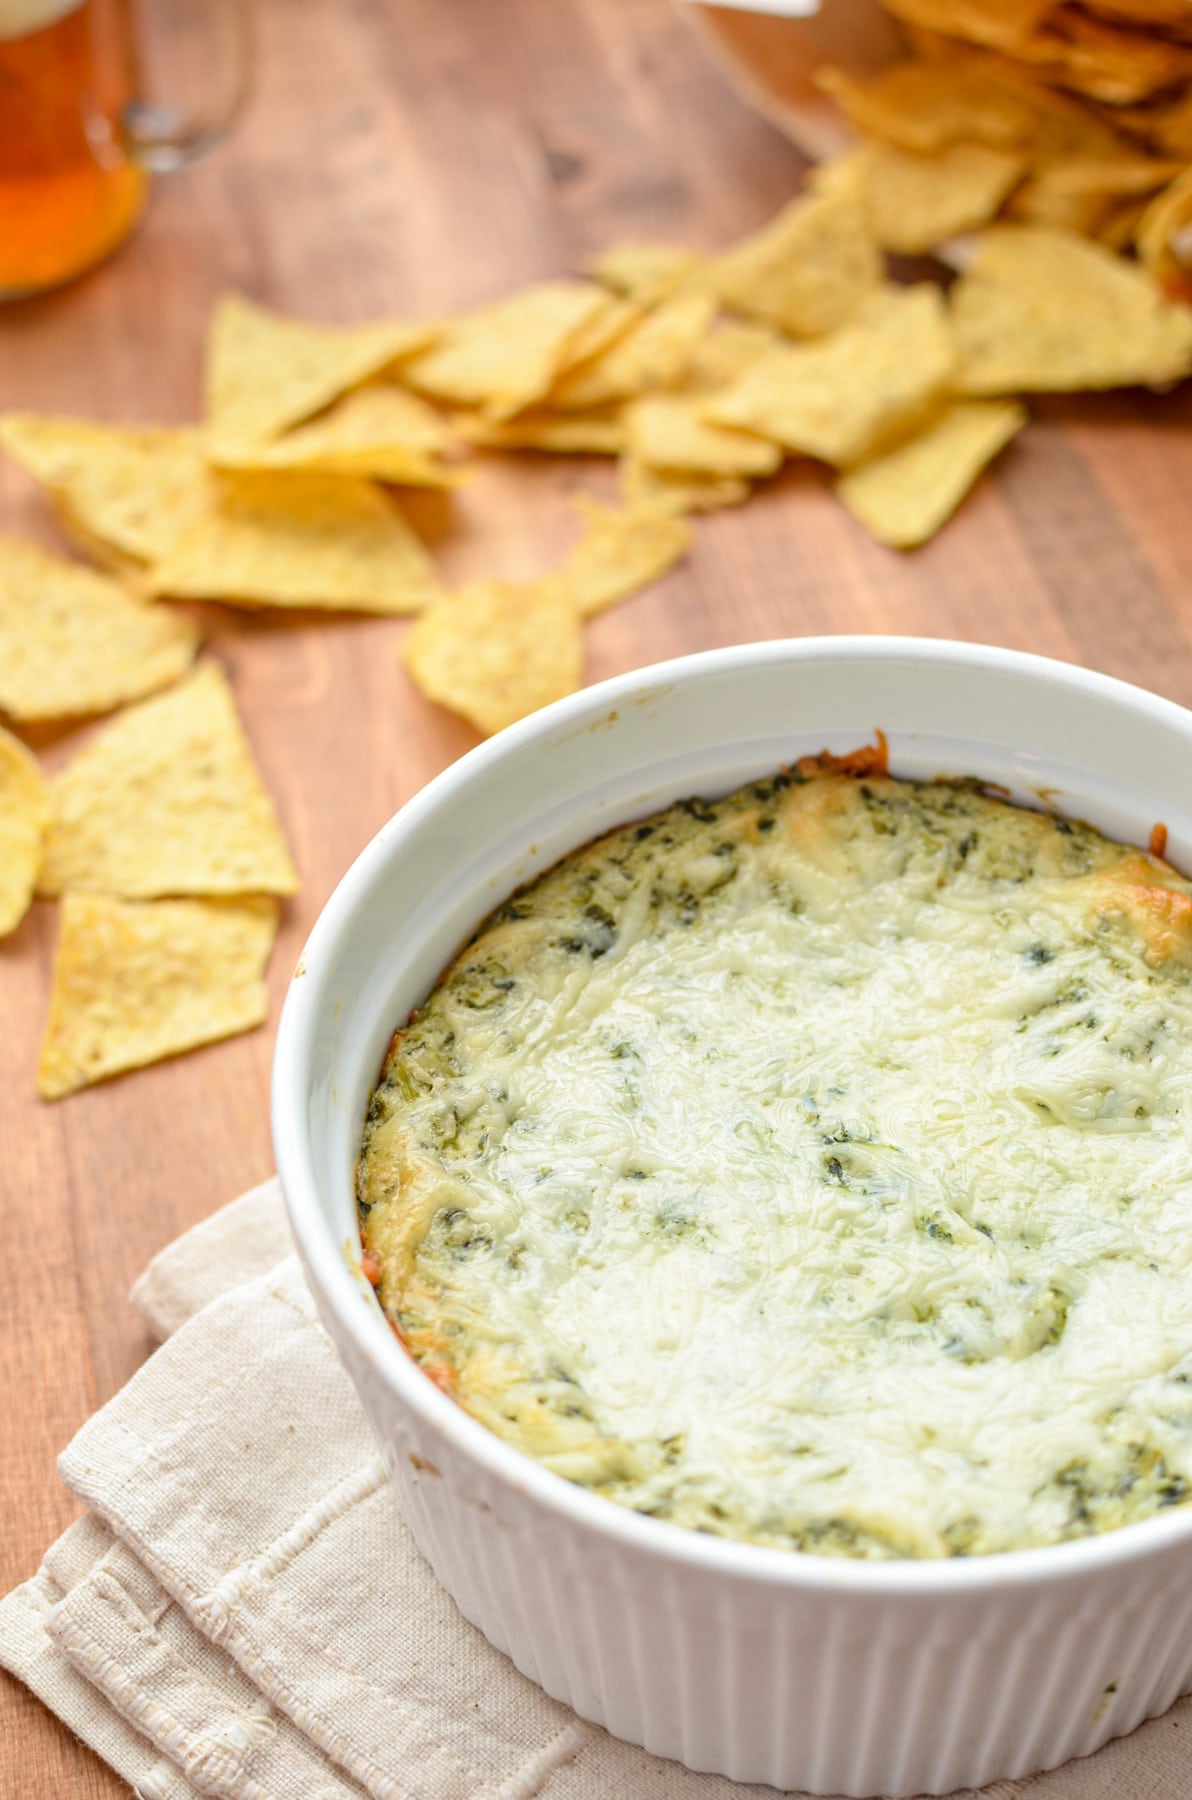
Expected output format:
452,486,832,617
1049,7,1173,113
273,638,1192,1798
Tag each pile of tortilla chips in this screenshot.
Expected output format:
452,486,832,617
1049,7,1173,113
5,78,1189,622
0,286,705,730
5,110,1192,729
3,21,1192,1093
821,0,1192,288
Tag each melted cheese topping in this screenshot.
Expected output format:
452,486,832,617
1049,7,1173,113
358,770,1192,1559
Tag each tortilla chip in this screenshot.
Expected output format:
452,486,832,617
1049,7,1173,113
981,54,1128,157
551,296,643,375
626,395,782,478
0,536,200,723
1098,194,1152,252
208,385,458,487
549,290,717,411
679,320,788,393
1146,91,1192,159
1007,150,1182,238
879,0,1055,53
1136,167,1192,295
589,243,701,305
1027,151,1185,198
149,471,442,614
52,501,150,587
37,892,278,1099
403,579,582,736
456,408,626,455
814,58,1040,153
708,285,955,468
619,456,752,516
402,282,614,420
1108,95,1192,158
561,498,692,617
206,295,437,447
837,400,1027,548
38,661,298,900
852,139,1026,254
1084,0,1192,27
951,225,1192,392
708,164,882,337
1006,173,1111,235
1034,10,1192,106
0,416,211,565
0,724,48,937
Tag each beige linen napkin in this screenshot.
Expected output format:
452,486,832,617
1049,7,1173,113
3,1181,1191,1800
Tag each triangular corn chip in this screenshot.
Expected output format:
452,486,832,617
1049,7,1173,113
851,139,1026,254
1098,195,1152,253
37,893,278,1099
1057,0,1192,24
209,385,458,487
455,408,626,455
206,294,438,446
402,283,615,420
404,579,582,736
549,290,717,411
38,661,298,899
879,0,1054,53
837,400,1027,548
1034,10,1192,108
1007,172,1115,236
0,416,212,565
1146,90,1192,159
1005,146,1178,241
53,501,151,586
561,499,692,618
707,165,882,338
620,456,751,516
626,395,782,478
0,536,200,723
1029,153,1185,200
551,296,642,375
814,59,1040,153
708,285,955,467
680,320,787,394
149,471,442,614
589,243,701,305
0,724,48,937
1136,167,1192,294
951,226,1192,392
983,56,1127,158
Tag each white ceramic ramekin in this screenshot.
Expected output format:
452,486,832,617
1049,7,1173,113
273,639,1192,1798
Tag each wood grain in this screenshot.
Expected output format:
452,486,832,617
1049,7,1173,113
3,0,1192,1790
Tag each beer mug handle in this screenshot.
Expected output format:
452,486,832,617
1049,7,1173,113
124,0,253,173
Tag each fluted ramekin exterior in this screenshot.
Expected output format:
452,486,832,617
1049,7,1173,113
276,640,1192,1797
316,1300,1192,1796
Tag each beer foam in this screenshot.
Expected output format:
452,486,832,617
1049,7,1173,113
0,0,83,42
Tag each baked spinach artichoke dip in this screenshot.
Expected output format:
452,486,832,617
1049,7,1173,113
357,745,1192,1560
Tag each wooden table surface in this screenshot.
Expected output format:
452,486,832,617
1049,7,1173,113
4,0,1192,1790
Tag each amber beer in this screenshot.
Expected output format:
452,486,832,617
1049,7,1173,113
0,0,149,296
1,0,249,298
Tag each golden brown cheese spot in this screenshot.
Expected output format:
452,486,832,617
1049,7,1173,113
1087,857,1192,968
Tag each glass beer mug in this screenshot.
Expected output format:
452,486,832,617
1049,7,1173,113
0,0,251,299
